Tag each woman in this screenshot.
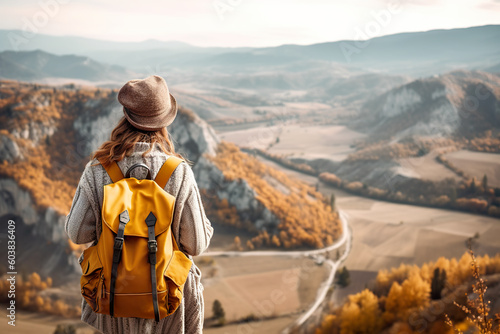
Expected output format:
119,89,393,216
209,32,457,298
65,75,214,333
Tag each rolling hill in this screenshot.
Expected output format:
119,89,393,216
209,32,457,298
0,50,133,82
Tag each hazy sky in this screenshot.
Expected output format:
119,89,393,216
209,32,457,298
0,0,499,47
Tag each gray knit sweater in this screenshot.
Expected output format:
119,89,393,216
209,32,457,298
65,141,214,334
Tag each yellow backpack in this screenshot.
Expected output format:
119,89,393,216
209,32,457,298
79,156,192,322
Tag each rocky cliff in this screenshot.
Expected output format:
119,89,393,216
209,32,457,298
0,81,341,282
356,70,500,141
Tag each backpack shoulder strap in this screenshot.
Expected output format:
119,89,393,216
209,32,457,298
155,156,184,189
98,158,124,183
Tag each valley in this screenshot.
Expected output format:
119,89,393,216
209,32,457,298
0,24,499,334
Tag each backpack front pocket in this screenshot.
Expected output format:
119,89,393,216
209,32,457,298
80,245,104,312
163,250,192,314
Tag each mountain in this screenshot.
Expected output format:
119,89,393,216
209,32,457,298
0,81,341,281
356,70,500,141
0,50,133,82
266,25,500,75
0,30,194,55
485,62,500,74
1,25,499,75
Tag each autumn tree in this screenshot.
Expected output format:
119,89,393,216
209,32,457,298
445,247,500,334
384,273,430,322
233,236,242,251
339,289,383,334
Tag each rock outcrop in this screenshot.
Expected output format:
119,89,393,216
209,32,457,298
356,70,500,141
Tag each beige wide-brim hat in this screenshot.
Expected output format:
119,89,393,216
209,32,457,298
118,75,177,131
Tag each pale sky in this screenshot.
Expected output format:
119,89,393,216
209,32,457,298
0,0,499,47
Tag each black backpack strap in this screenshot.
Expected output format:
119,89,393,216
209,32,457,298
145,211,160,322
110,210,129,317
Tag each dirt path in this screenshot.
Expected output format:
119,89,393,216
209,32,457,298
200,208,352,334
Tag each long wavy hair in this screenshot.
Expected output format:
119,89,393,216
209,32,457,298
91,116,189,168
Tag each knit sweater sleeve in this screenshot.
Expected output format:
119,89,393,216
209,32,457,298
168,162,214,257
64,165,98,245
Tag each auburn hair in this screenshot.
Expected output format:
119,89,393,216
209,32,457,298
91,116,189,168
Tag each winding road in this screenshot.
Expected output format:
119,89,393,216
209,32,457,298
199,210,352,333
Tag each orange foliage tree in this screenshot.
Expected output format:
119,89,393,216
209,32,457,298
0,272,80,318
315,252,500,334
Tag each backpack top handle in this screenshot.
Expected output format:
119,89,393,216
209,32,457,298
125,163,152,180
99,158,124,183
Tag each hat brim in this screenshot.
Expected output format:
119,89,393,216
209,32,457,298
123,93,177,131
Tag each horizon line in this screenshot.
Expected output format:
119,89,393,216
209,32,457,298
1,23,498,50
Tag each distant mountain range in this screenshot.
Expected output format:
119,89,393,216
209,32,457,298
1,25,499,75
0,49,133,82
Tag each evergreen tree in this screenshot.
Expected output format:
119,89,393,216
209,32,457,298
212,299,226,326
470,178,477,194
330,193,336,211
430,268,447,300
336,266,351,288
482,174,488,191
449,187,457,203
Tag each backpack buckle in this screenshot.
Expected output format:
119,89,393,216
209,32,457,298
148,240,157,253
114,237,124,250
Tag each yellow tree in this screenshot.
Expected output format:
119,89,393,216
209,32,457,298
384,273,430,322
340,289,383,334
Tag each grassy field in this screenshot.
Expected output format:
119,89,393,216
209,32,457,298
332,187,500,271
218,123,365,161
0,308,95,334
198,255,330,324
397,150,461,182
444,149,500,187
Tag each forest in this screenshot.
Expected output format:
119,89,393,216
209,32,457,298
315,250,500,334
206,141,342,249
